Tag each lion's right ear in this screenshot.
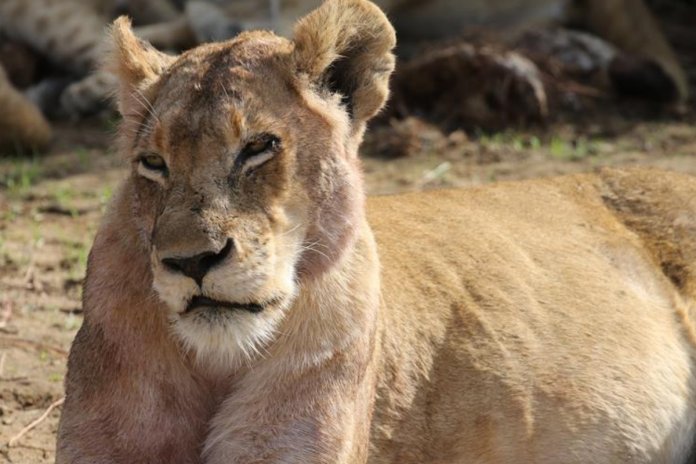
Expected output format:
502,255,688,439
292,0,396,133
106,17,175,119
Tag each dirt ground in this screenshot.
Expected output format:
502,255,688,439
2,5,696,460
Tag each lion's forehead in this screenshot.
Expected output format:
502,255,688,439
158,32,293,99
146,47,298,158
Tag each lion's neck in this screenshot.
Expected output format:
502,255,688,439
264,219,382,372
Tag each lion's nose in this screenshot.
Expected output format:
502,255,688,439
161,238,233,286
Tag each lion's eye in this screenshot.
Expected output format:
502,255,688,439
236,134,280,173
246,138,276,154
137,153,168,183
140,153,167,171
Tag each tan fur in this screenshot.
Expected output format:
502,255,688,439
57,1,696,463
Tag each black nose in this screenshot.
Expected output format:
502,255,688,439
161,239,233,286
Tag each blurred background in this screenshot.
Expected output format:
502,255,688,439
0,0,695,461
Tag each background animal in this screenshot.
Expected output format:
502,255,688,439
0,0,178,150
147,0,691,102
0,0,688,152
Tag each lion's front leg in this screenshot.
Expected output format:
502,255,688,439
56,320,213,464
204,355,376,464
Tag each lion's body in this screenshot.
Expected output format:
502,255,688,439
58,166,696,464
370,168,696,463
57,2,696,463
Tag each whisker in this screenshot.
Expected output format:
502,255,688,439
277,223,304,238
219,81,230,101
300,241,331,261
133,87,159,122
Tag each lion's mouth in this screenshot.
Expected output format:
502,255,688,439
185,295,279,314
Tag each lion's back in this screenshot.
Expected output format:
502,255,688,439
366,167,696,463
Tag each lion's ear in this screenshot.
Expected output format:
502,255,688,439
106,16,175,119
292,0,396,129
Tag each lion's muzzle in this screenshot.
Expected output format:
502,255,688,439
161,238,233,286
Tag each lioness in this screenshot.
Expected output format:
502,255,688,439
56,0,696,462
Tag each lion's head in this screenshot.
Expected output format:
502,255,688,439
107,0,395,366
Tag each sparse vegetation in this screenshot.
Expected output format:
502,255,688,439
548,136,599,161
1,157,44,197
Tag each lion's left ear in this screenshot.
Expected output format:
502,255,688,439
292,0,396,129
106,16,175,120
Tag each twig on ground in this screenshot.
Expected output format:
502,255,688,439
0,352,6,377
58,307,83,315
38,204,100,216
11,442,55,453
0,300,13,329
22,246,37,287
8,397,65,447
0,336,68,356
418,162,451,188
0,376,29,383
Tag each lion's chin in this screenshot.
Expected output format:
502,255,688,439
168,293,292,370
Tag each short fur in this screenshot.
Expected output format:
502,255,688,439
57,1,696,463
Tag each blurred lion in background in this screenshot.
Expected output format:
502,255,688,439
0,0,689,152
